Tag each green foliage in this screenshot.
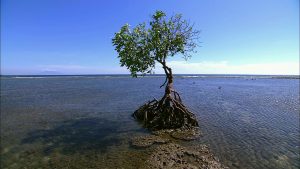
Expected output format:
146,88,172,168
112,10,200,77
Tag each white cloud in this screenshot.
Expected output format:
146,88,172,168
154,61,299,75
37,64,128,74
2,61,299,75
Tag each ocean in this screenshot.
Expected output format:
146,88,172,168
1,75,299,169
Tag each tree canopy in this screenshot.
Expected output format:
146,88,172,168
112,10,200,77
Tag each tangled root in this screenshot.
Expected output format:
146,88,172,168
132,91,199,130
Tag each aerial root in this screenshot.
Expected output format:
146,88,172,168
132,92,199,130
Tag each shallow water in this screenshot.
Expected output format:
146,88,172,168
1,75,299,169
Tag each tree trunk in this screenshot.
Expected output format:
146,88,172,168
163,64,173,103
132,61,199,130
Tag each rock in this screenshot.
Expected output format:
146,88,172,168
144,143,228,169
152,127,201,141
152,129,174,137
131,135,170,148
132,128,228,169
170,128,201,141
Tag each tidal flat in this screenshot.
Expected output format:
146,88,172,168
1,75,299,169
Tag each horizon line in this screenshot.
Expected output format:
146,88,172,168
1,73,299,76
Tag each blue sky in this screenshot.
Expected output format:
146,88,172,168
1,0,299,75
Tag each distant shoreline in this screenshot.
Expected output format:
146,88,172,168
1,74,299,79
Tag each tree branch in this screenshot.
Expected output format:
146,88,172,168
160,76,168,88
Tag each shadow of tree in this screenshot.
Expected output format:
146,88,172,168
22,118,128,155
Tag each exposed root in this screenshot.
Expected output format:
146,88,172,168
132,91,199,130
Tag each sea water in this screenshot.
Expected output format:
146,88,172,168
1,75,299,169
